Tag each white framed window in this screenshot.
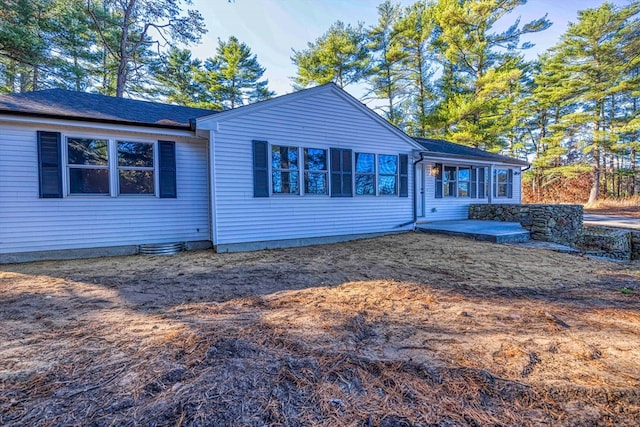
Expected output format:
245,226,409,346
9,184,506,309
65,136,159,197
303,148,328,195
378,154,397,195
443,165,457,197
355,152,375,195
436,164,488,199
117,141,155,195
66,137,110,195
272,145,299,194
458,167,470,197
493,168,513,198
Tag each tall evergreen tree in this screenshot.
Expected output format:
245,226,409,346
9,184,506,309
47,0,100,91
0,0,51,92
549,2,640,202
394,0,437,137
197,36,274,109
431,0,550,150
292,21,370,88
152,46,214,108
367,0,406,127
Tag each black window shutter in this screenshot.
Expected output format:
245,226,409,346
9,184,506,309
434,163,443,199
330,148,353,197
37,131,62,198
507,169,514,198
477,167,485,198
158,140,177,198
252,140,269,197
470,168,477,199
399,154,408,197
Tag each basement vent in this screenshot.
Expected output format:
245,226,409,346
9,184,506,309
139,242,185,255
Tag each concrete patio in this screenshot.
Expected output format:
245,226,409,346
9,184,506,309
415,220,530,243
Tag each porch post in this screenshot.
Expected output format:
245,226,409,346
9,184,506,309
488,164,493,204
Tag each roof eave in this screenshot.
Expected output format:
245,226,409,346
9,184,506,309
0,109,194,131
420,150,529,166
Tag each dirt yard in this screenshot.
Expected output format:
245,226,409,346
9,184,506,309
1,233,639,426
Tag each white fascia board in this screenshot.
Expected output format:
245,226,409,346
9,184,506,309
419,153,529,167
0,114,202,140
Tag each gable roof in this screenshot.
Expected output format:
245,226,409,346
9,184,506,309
414,137,529,166
197,83,425,151
0,89,216,130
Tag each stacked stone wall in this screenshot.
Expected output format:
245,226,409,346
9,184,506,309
469,204,583,246
578,227,632,260
632,231,640,260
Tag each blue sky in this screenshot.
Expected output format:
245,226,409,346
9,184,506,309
189,0,628,97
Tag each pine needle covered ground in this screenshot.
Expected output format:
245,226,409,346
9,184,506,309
1,233,639,426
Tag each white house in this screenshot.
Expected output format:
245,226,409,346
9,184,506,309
0,84,527,263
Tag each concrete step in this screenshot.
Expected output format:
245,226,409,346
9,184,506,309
415,220,531,244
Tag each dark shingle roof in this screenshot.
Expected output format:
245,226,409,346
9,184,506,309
0,89,216,129
414,137,528,166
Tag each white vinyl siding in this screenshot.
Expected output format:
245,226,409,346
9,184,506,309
0,123,209,254
202,89,415,245
419,161,522,221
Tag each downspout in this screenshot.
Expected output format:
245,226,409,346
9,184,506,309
412,152,425,225
208,127,218,249
488,164,493,204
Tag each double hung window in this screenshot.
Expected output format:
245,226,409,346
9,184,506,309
443,165,457,197
117,141,155,194
304,148,328,195
355,153,375,195
67,138,110,195
272,145,299,194
493,168,513,198
378,154,398,195
457,167,470,197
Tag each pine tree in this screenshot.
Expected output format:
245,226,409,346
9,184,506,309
292,21,370,89
0,0,51,92
366,0,406,127
196,36,274,110
393,0,437,137
47,0,100,91
550,2,640,202
431,0,550,150
152,47,215,108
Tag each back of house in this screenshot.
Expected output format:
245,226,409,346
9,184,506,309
0,84,526,263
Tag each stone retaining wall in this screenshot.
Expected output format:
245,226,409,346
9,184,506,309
578,227,632,260
469,204,583,246
632,231,640,260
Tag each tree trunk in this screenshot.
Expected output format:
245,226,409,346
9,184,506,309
6,60,16,93
588,145,601,204
588,104,602,204
74,54,81,92
115,1,134,98
32,64,39,91
631,143,637,196
603,148,609,197
609,150,620,197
